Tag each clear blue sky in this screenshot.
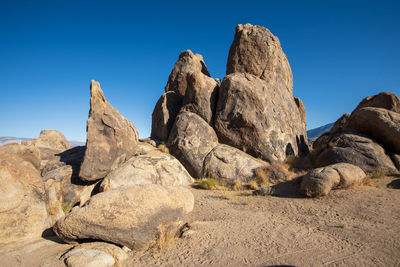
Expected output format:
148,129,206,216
1,0,399,141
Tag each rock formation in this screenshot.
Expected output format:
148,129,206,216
53,184,194,250
79,80,139,181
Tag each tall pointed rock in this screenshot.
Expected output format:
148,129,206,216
79,80,138,181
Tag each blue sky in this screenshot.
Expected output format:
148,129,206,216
1,0,399,141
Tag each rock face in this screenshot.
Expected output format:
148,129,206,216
347,107,400,154
100,145,194,191
0,143,41,170
79,80,139,181
23,130,71,161
165,50,211,97
314,133,397,174
300,163,366,197
214,72,307,163
0,151,49,244
60,242,128,267
202,144,270,183
53,184,194,250
214,24,307,163
167,112,218,177
151,91,183,141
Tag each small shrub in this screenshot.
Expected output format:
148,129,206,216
157,143,170,154
248,180,259,190
255,168,268,185
61,202,72,213
198,178,220,190
253,185,275,196
370,169,386,179
232,179,243,191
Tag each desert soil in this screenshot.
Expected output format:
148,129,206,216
1,176,399,267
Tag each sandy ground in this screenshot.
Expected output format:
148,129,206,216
1,176,399,267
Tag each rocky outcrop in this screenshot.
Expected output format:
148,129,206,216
202,144,270,183
300,163,366,197
23,130,71,161
60,242,128,267
214,24,307,163
0,151,49,244
79,80,139,181
53,184,194,250
151,91,183,141
165,50,210,97
314,133,397,174
347,107,400,154
353,92,400,113
214,72,307,163
0,143,41,170
167,112,218,177
99,144,194,191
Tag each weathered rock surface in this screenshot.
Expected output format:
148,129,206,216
214,73,307,163
61,242,128,267
300,163,366,197
167,112,218,177
0,151,49,244
53,184,194,250
330,113,350,134
347,107,400,154
202,144,270,183
314,133,397,174
354,92,400,113
41,145,85,177
226,24,293,93
151,91,183,141
23,130,71,161
100,145,194,191
79,80,139,181
0,142,41,170
165,50,210,97
181,70,219,124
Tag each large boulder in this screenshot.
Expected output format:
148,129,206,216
214,73,307,163
353,92,400,113
300,163,366,197
314,133,397,174
181,69,219,124
23,130,71,161
0,151,49,244
79,80,139,181
347,107,400,154
165,50,210,97
215,24,307,163
0,142,41,170
202,144,270,183
151,91,183,141
99,145,194,191
167,112,218,177
53,184,194,250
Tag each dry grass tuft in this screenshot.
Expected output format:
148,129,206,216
157,143,170,154
247,180,259,190
369,169,386,179
232,179,243,191
198,178,220,190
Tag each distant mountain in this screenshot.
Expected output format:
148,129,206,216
0,136,85,147
307,123,334,141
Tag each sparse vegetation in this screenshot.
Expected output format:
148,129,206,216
61,202,73,213
157,143,170,154
232,179,243,191
334,224,345,229
198,178,220,190
247,180,259,190
369,169,386,179
253,185,275,196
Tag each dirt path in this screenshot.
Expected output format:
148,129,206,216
1,177,399,267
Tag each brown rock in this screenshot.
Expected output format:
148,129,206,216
300,163,366,197
23,130,71,161
181,70,219,124
53,184,194,250
202,144,270,183
348,107,400,154
314,133,397,174
165,50,210,97
214,73,307,163
226,24,293,93
0,143,41,170
330,113,350,134
151,91,183,141
99,145,194,192
167,112,218,177
294,97,307,129
354,92,400,113
0,151,49,244
79,80,139,181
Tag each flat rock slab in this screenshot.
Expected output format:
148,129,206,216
79,80,139,181
53,184,194,250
